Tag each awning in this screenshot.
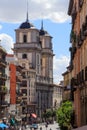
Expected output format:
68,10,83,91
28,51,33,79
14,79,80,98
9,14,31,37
31,113,37,118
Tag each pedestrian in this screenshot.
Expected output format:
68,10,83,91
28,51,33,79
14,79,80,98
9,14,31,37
40,127,42,130
45,123,48,130
50,128,52,130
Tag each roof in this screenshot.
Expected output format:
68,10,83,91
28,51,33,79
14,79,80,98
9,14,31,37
39,29,46,35
62,70,69,76
39,20,51,37
6,54,14,57
19,21,34,29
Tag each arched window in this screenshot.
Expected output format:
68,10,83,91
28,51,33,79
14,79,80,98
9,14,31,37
23,35,27,43
22,54,27,59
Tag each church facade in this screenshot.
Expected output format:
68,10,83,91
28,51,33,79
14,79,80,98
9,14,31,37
13,16,54,119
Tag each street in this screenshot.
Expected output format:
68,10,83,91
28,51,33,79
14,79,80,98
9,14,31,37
26,122,60,130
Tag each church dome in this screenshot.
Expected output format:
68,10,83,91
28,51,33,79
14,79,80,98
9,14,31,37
39,29,46,35
19,21,34,29
39,20,50,36
39,29,50,36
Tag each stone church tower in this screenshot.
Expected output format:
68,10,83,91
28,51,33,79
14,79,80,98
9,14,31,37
13,13,54,119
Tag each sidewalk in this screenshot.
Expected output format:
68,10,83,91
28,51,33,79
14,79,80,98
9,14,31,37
72,125,87,130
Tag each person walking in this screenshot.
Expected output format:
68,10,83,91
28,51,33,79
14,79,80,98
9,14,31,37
40,127,42,130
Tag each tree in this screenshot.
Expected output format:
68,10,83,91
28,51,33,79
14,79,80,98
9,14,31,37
56,101,73,130
42,109,56,123
42,109,52,121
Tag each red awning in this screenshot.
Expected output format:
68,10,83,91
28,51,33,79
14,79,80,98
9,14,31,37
31,113,37,118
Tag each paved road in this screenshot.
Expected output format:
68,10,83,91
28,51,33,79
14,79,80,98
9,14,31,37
38,122,60,130
26,122,60,130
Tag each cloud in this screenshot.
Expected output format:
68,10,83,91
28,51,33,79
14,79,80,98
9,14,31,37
0,25,2,30
53,55,70,84
0,34,14,54
0,0,70,23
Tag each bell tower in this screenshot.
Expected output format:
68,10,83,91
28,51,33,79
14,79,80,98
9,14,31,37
13,8,54,118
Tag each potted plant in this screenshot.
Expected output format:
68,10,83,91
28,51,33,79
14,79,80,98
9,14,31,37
2,86,7,92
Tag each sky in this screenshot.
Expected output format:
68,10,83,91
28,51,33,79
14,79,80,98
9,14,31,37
0,0,71,84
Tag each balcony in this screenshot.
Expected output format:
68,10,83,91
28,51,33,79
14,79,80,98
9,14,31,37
21,93,27,99
16,97,22,104
0,59,7,67
76,70,85,84
72,5,77,23
0,86,8,94
16,65,23,72
16,91,22,96
14,43,41,50
21,80,27,87
85,66,87,81
82,18,87,36
36,75,53,84
79,0,84,10
83,22,87,36
16,75,22,82
0,100,8,107
84,30,87,36
81,69,84,83
70,30,76,43
69,46,76,60
42,48,53,55
0,73,7,80
78,29,85,47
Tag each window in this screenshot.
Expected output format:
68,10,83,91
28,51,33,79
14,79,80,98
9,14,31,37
22,54,27,59
22,80,27,86
23,35,27,43
22,89,27,95
22,72,26,78
36,54,40,74
37,55,39,65
85,66,87,81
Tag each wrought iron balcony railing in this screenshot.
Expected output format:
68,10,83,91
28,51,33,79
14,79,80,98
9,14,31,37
0,86,8,94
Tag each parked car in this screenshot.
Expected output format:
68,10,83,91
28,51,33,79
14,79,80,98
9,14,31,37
30,124,38,129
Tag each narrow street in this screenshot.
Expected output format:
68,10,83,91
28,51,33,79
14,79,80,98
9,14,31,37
26,122,60,130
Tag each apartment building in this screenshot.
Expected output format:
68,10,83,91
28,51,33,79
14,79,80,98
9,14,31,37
66,0,87,127
0,45,8,119
6,54,23,120
62,68,71,101
53,84,63,109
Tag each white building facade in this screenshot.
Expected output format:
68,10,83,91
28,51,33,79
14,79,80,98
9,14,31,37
13,18,54,118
